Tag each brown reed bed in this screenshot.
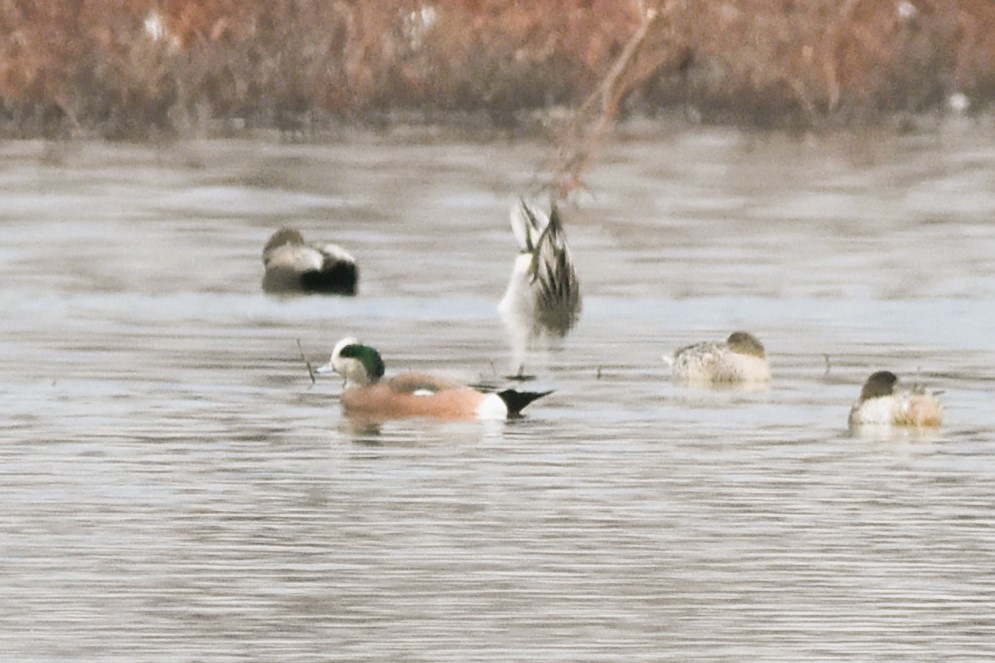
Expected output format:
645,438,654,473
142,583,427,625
0,0,992,142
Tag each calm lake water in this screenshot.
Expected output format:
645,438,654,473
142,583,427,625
2,119,994,660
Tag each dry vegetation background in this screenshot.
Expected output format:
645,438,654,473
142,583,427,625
0,0,993,139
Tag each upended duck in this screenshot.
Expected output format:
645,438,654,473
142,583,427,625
317,337,551,422
498,199,581,367
848,370,943,428
665,331,771,385
262,227,358,295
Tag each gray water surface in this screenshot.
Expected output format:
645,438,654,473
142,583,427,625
2,123,994,661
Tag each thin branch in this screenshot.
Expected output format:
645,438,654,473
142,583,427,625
551,0,685,199
297,338,316,385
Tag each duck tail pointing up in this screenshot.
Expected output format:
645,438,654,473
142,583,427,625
496,389,553,416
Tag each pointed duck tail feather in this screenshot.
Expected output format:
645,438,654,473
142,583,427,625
496,389,553,416
510,198,549,253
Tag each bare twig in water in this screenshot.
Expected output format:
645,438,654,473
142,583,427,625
297,338,316,385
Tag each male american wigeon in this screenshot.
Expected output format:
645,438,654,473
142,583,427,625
498,199,581,369
665,331,771,385
262,227,358,295
848,370,943,428
317,337,552,422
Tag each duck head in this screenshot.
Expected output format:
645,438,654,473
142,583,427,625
726,331,766,358
859,370,898,401
317,337,385,387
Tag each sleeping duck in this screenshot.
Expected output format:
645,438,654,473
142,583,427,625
262,227,358,295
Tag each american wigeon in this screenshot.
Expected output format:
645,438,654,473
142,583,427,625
317,337,552,422
262,227,358,295
848,370,943,428
666,331,771,385
498,199,581,368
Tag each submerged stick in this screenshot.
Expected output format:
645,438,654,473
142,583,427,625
297,338,316,385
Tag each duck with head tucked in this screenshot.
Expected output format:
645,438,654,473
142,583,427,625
666,331,771,385
498,199,581,372
262,227,358,295
848,370,943,428
317,337,552,422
